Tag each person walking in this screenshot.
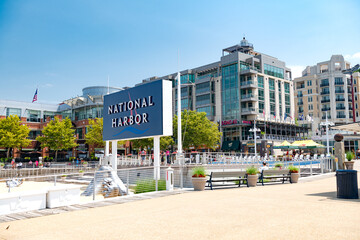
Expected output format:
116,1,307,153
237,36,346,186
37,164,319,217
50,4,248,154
166,150,170,165
35,160,39,168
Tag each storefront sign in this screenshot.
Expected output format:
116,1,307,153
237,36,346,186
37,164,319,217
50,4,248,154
242,120,251,125
103,80,173,141
222,119,239,125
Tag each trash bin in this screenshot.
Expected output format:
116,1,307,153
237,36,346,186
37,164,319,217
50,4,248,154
336,170,359,199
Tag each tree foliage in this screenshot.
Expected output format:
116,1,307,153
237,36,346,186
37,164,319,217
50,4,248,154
173,110,221,150
85,118,104,147
131,136,174,151
36,117,77,161
0,115,31,158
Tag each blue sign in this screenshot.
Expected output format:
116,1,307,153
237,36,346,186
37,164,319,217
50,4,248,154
103,80,173,141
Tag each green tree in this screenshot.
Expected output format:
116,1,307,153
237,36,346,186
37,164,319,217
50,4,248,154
36,117,78,161
131,136,174,151
85,118,125,153
0,115,31,158
173,110,221,150
85,118,104,147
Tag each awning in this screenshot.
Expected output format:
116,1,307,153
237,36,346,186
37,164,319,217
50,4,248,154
331,122,360,133
22,148,35,151
221,140,240,151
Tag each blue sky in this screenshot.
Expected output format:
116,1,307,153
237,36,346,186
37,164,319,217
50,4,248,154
0,0,359,103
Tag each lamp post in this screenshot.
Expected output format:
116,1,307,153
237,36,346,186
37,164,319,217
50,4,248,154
249,120,261,158
320,112,334,156
342,64,360,123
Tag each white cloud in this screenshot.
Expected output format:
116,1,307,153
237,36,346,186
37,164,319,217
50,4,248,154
288,65,306,79
344,52,360,64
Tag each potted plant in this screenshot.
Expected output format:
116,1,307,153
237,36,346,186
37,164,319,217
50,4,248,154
246,166,258,187
275,163,283,169
288,165,300,183
345,151,355,170
61,174,67,181
0,162,4,169
191,166,207,191
82,161,88,167
79,170,84,177
39,162,44,168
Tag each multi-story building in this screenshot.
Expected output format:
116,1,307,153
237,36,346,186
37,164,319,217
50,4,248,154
0,86,130,160
141,38,306,153
294,55,360,152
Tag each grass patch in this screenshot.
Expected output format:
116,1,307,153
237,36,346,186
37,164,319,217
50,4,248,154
134,179,166,194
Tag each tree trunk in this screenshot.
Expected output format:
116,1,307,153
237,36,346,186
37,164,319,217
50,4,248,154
55,150,58,162
6,148,11,159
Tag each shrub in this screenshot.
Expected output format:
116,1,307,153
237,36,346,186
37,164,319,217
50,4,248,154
346,151,354,162
246,166,258,175
191,166,206,177
79,170,84,173
275,163,284,168
0,163,4,167
288,165,299,173
61,175,67,178
134,179,166,194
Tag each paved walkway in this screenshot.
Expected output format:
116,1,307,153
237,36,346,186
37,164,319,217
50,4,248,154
1,162,360,240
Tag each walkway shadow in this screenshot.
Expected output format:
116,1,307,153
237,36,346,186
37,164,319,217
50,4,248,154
307,190,360,203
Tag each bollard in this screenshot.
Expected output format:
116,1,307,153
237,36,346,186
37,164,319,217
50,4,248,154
166,167,174,191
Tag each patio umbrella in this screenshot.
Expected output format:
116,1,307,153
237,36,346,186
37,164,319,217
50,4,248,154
290,140,326,149
273,140,293,149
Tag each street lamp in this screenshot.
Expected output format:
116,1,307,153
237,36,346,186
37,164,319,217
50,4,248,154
342,64,360,123
249,120,261,158
320,112,334,156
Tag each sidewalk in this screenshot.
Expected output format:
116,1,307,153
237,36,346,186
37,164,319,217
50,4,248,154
1,162,360,240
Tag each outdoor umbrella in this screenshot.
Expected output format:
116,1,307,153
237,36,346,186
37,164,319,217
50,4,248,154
273,140,293,149
290,140,326,149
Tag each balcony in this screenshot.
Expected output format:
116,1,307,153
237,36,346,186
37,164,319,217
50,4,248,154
297,93,303,97
349,106,353,110
335,97,345,102
321,99,330,103
240,66,260,75
320,82,329,87
320,91,330,95
297,101,304,105
335,89,345,94
335,81,344,85
240,81,257,89
241,94,257,102
348,97,353,102
298,109,304,113
297,84,305,89
321,107,331,111
241,108,258,115
336,106,346,110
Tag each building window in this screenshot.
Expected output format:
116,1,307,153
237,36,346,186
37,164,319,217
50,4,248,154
28,110,41,122
269,91,275,103
284,82,290,93
307,80,312,86
270,104,275,115
308,104,313,110
196,94,211,106
196,106,212,116
285,94,290,105
264,64,284,79
258,89,264,101
196,82,210,94
308,89,312,94
269,78,275,90
259,101,264,113
257,75,264,88
308,96,313,102
6,108,21,118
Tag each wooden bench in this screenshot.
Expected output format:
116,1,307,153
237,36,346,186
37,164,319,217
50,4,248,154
207,171,247,190
259,169,291,186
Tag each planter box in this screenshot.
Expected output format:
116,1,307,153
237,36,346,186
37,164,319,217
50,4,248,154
0,190,47,215
46,185,81,208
